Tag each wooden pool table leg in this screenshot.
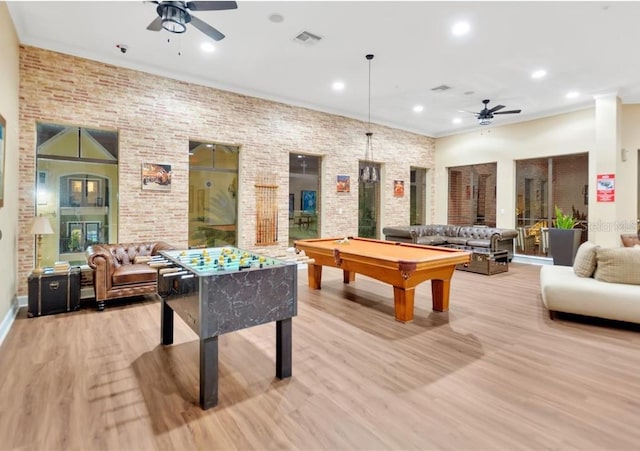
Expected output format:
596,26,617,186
393,286,415,322
431,279,451,311
307,264,323,289
343,270,356,284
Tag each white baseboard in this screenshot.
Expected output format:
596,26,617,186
0,295,22,348
512,254,553,266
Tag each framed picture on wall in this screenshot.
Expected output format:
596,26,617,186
337,175,350,193
301,190,316,213
394,180,404,197
141,162,172,191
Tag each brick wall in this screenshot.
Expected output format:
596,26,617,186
17,45,435,295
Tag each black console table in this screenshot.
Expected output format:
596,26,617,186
158,247,297,409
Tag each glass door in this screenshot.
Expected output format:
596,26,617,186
358,161,380,238
188,141,239,248
288,154,320,246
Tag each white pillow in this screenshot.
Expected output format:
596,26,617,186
573,241,598,278
594,247,640,285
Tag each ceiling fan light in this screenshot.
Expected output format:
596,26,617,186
478,117,492,126
161,5,187,33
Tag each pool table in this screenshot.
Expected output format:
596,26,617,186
295,237,471,322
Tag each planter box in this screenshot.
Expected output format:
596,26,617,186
548,228,582,266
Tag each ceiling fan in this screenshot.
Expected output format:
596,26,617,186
146,1,238,41
471,99,522,125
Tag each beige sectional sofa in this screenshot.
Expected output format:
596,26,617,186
540,241,640,323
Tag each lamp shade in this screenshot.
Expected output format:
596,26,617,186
30,216,54,235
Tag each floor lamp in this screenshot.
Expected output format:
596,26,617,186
30,215,54,275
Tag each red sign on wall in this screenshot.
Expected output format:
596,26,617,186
596,173,615,202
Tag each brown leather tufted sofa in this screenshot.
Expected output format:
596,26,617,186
86,241,175,310
382,224,517,259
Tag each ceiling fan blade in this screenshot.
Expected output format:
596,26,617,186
487,104,505,113
146,16,163,31
186,1,237,11
494,109,522,115
190,14,225,41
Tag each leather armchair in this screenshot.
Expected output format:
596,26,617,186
86,241,175,310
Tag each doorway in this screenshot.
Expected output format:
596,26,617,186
188,141,239,248
358,161,381,238
289,154,320,246
410,167,427,225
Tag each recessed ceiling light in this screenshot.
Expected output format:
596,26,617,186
452,118,462,124
531,69,547,79
332,81,345,91
413,105,424,113
200,42,215,53
566,91,580,99
452,21,471,36
269,13,284,23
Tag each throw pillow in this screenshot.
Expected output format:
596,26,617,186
594,247,640,285
620,233,640,247
573,241,599,278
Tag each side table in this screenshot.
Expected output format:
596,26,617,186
28,269,81,317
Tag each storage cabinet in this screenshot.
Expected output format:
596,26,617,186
456,249,509,275
28,269,81,317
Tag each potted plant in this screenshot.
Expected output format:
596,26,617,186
548,206,582,266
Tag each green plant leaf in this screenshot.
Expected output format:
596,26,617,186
553,205,578,229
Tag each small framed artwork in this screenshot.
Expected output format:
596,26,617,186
0,113,5,208
337,175,350,193
394,180,405,197
141,162,172,191
301,190,316,212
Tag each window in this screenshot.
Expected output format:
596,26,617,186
65,177,102,207
188,141,239,248
447,163,497,226
36,122,118,266
410,167,427,225
515,153,588,256
289,154,321,246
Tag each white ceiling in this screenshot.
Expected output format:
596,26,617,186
8,1,640,137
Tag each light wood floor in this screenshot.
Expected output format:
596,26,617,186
2,263,640,450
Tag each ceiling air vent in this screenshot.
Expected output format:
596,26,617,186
431,84,452,92
293,31,323,45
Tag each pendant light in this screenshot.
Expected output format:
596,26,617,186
360,53,379,183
